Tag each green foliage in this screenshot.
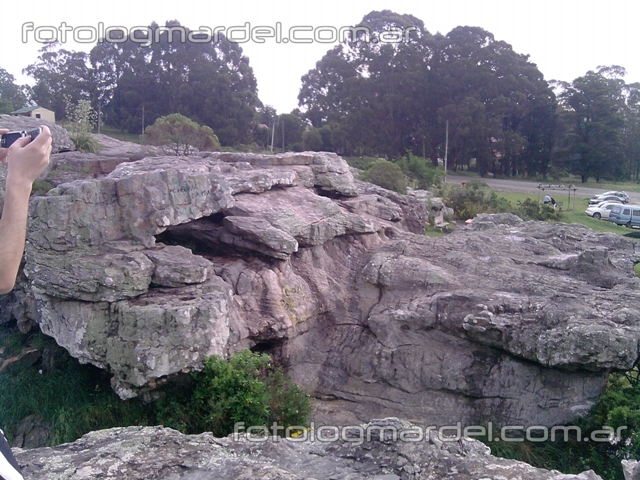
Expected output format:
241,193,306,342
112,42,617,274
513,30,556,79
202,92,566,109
64,96,96,135
345,156,379,170
156,351,310,437
360,159,408,194
438,181,512,220
90,22,261,146
437,182,564,221
515,198,563,221
144,113,220,155
191,351,271,435
64,96,102,153
0,332,151,445
1,330,25,357
555,66,628,183
24,44,92,120
396,153,441,189
0,98,13,114
298,11,557,176
71,133,102,154
302,128,323,151
0,66,29,113
1,327,310,445
31,179,54,196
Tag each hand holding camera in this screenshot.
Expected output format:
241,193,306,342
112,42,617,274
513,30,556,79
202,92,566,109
0,126,52,186
0,128,42,148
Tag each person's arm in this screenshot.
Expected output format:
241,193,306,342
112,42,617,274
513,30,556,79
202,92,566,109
0,126,52,294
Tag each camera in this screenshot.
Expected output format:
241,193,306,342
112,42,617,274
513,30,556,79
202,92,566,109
0,128,42,148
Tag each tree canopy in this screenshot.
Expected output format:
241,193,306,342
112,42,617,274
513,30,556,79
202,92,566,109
298,10,558,178
144,113,220,155
0,67,29,114
90,21,261,146
555,66,633,182
21,21,261,147
8,12,640,182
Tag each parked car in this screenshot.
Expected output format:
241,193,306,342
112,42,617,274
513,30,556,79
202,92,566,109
588,195,626,206
590,191,629,204
585,201,623,219
608,204,640,227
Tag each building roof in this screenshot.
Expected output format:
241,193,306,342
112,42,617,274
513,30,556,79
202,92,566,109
11,105,51,114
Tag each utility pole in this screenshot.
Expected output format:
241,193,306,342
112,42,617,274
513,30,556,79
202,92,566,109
97,104,101,134
444,120,449,183
141,104,145,135
270,123,275,152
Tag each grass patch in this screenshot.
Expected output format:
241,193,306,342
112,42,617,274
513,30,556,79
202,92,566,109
98,125,143,144
0,331,151,446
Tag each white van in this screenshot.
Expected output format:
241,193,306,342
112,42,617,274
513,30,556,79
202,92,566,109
608,205,640,227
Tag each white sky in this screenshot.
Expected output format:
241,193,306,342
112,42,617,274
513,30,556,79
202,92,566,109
2,0,639,114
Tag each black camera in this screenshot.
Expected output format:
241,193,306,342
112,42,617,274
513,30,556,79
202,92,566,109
0,128,42,148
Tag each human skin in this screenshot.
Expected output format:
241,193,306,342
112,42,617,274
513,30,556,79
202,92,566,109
0,126,52,293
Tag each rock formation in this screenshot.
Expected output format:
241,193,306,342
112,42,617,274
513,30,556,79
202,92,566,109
5,150,640,430
14,418,602,480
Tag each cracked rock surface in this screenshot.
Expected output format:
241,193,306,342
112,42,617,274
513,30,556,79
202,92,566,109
15,419,602,480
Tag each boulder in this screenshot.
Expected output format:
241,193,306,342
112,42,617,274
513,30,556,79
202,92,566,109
14,415,51,449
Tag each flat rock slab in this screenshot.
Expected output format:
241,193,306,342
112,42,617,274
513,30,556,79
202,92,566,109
15,420,602,480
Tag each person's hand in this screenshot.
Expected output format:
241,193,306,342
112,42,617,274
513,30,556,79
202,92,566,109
3,126,52,187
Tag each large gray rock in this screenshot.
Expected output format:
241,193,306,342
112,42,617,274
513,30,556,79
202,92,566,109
14,419,602,480
10,150,640,429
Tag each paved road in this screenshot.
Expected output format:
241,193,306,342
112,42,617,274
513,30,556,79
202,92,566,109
444,175,640,205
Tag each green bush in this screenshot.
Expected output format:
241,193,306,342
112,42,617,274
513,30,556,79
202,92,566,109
437,180,512,220
360,159,408,194
64,97,102,153
344,156,379,170
71,133,102,154
144,113,220,155
396,153,441,189
156,350,311,437
302,128,323,151
515,198,563,221
437,182,563,222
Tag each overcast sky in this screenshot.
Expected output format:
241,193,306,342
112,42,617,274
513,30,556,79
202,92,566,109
2,0,639,114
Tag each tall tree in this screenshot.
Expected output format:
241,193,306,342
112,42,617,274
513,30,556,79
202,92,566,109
623,82,640,181
556,66,627,182
298,12,556,176
95,21,261,145
24,43,94,119
299,10,433,158
0,67,29,113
